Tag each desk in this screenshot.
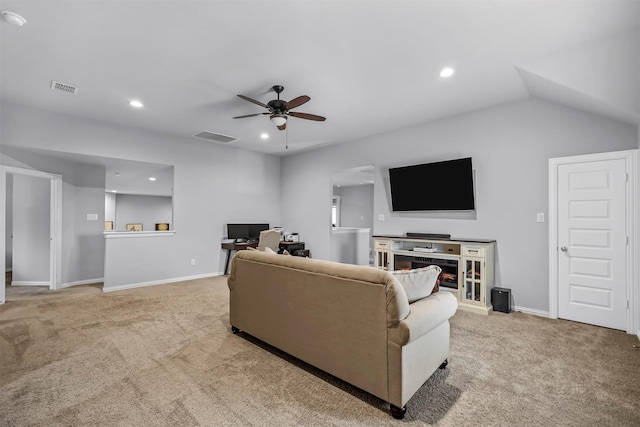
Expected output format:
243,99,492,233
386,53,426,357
279,241,305,254
222,241,258,275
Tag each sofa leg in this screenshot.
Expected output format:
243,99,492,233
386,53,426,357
439,359,448,369
231,326,240,334
390,404,406,419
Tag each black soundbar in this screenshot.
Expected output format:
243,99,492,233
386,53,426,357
406,232,451,240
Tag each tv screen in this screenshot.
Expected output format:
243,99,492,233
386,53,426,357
389,157,475,211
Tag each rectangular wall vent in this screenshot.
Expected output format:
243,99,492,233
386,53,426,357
193,130,238,144
50,80,78,95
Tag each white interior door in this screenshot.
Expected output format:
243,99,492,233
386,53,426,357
12,174,52,287
557,158,627,331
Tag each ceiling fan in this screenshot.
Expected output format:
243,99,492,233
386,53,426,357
233,85,326,130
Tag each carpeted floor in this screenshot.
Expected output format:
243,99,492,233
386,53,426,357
1,276,639,426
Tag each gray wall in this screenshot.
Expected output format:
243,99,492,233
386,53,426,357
105,192,116,224
281,98,638,313
1,102,281,289
12,174,50,284
113,193,172,231
338,184,374,229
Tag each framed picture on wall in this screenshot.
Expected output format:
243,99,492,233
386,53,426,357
155,223,170,231
126,223,143,232
104,221,113,231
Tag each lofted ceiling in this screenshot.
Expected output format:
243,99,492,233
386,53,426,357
1,0,638,158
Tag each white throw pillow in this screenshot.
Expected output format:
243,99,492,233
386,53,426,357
392,265,442,304
264,246,277,254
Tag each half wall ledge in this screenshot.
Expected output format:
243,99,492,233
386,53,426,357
103,231,176,239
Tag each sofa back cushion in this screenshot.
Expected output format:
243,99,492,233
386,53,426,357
228,250,410,327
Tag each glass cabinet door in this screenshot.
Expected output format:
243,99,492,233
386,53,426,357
376,251,389,270
464,259,483,303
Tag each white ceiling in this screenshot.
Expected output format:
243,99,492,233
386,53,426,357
1,0,638,157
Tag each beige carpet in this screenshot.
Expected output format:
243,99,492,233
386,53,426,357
1,276,639,426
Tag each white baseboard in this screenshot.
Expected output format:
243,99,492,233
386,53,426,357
11,281,51,287
512,305,550,318
102,272,222,293
59,278,104,289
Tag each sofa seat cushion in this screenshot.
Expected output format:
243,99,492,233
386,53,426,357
391,265,441,303
387,291,458,346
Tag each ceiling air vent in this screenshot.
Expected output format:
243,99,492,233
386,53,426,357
193,130,238,144
50,80,78,95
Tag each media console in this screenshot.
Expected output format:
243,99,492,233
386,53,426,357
373,235,496,314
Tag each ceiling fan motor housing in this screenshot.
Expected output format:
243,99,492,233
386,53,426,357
268,99,288,113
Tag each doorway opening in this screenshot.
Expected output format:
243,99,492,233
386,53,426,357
1,166,62,304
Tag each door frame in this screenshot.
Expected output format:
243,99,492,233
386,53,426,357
0,166,63,304
549,149,638,335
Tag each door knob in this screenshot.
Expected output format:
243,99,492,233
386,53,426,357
560,246,568,252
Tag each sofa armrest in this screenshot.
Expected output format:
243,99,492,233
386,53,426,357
388,291,458,346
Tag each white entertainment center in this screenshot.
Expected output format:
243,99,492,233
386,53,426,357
373,235,496,314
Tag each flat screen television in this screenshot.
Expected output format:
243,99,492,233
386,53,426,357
389,157,475,211
227,223,270,241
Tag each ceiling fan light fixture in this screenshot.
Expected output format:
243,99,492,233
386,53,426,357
2,11,27,26
270,114,287,127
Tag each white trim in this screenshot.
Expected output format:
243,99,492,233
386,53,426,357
513,305,550,318
103,231,176,239
102,272,221,293
331,227,371,234
548,157,559,319
0,169,5,304
549,149,638,335
0,166,63,304
11,281,51,287
59,278,104,289
629,151,639,337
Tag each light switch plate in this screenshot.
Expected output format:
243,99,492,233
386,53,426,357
87,214,98,221
378,214,385,221
536,213,545,223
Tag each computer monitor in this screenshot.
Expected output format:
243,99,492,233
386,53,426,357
227,223,270,241
227,224,249,240
248,223,270,239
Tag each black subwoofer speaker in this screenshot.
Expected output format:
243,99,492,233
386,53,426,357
491,287,511,313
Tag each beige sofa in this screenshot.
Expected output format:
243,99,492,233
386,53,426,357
227,250,458,419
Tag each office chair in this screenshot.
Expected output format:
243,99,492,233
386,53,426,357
257,229,281,253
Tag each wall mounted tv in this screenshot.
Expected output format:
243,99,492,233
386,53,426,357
389,157,475,211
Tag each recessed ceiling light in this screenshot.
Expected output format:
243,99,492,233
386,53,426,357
260,133,269,140
129,100,143,108
439,67,455,78
111,190,117,193
148,177,156,181
2,11,27,26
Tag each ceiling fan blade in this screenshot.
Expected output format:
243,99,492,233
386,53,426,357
233,113,266,119
277,122,287,131
237,94,269,109
287,95,310,110
289,111,326,122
